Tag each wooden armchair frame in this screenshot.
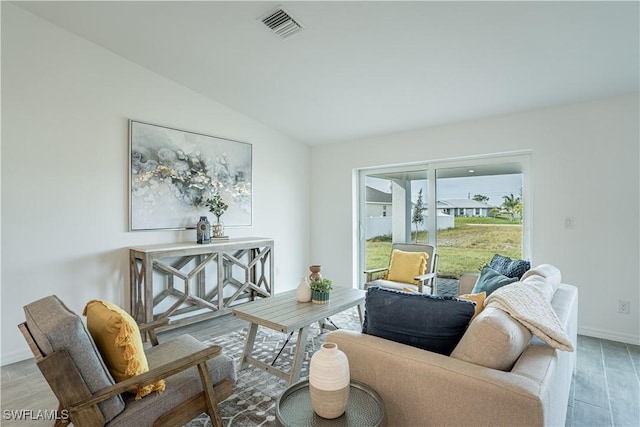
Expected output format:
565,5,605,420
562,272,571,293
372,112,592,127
18,319,232,427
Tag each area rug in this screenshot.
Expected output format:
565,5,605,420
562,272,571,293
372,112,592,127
186,307,363,427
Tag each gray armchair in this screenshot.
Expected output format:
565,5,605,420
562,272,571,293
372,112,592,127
18,295,236,427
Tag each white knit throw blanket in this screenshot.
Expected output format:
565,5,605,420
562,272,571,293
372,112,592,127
486,282,574,352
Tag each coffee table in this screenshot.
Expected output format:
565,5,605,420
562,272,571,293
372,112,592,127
232,286,365,385
276,380,385,426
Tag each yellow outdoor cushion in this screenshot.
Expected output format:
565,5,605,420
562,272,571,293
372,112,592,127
83,300,165,399
458,292,487,321
386,249,428,284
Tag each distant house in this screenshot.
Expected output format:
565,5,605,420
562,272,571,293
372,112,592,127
367,187,495,218
366,186,392,217
364,187,497,237
438,199,496,217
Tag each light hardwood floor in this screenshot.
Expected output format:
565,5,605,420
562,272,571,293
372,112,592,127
1,314,639,426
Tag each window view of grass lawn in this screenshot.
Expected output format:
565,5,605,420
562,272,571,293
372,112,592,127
366,216,523,278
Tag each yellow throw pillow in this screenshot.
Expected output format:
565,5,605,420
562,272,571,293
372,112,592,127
458,292,487,321
83,300,165,399
386,250,428,284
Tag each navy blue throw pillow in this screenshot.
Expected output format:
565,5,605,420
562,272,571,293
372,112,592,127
362,287,475,355
489,254,530,279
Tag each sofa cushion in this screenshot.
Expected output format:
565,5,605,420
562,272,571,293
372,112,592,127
363,287,475,355
386,249,428,284
83,300,165,399
472,266,518,296
451,306,532,371
489,254,531,279
24,295,125,421
457,292,486,321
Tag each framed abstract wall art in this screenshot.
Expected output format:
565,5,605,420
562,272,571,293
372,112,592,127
129,120,252,231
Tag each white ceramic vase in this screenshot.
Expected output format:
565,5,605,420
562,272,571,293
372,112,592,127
296,276,312,302
309,342,350,419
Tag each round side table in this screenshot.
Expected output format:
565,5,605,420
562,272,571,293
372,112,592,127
276,379,385,426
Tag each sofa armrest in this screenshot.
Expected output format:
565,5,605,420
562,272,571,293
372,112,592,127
328,330,545,427
458,272,479,294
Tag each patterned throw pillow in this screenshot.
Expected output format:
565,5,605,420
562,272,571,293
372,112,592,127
489,254,531,279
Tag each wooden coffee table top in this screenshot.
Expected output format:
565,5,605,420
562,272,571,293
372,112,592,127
232,286,365,333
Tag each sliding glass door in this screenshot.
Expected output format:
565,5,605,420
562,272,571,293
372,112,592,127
357,154,530,289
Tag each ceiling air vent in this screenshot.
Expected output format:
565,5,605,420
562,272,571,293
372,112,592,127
259,6,304,39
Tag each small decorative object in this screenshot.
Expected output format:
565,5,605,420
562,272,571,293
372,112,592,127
211,221,225,239
310,278,333,304
205,192,229,239
309,265,322,281
296,276,312,302
196,216,211,244
309,342,350,419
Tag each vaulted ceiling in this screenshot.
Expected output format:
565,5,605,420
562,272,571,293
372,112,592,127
13,1,639,145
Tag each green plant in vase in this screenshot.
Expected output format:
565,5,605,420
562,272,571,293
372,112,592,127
205,192,228,238
310,278,333,304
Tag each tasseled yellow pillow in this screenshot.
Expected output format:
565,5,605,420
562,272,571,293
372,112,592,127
386,250,429,284
83,300,165,399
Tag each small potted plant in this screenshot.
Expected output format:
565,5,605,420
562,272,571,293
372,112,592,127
205,191,229,238
310,278,333,304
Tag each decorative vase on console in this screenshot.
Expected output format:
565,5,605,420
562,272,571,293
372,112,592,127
196,216,211,244
296,276,312,302
309,342,350,419
211,219,224,238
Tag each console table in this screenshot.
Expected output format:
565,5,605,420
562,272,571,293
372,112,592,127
129,238,273,330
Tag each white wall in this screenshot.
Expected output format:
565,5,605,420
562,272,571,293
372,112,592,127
1,4,310,364
310,94,640,344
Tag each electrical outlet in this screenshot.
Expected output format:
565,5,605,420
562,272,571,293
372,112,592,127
618,300,630,314
564,216,574,229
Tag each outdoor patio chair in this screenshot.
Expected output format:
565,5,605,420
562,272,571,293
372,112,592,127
18,295,236,427
364,243,439,294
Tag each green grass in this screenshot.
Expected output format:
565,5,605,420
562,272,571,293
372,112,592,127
366,217,522,278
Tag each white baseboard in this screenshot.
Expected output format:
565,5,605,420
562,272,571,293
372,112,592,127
1,349,33,367
578,327,640,346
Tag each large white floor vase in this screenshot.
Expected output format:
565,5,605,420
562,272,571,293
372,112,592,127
309,342,350,419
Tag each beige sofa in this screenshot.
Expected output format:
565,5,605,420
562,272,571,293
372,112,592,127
328,270,578,427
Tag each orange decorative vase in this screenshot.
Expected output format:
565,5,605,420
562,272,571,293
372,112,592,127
309,265,322,281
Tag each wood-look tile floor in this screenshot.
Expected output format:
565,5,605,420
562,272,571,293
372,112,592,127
567,335,640,426
1,314,638,426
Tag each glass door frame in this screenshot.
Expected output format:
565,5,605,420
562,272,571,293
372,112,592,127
356,163,430,287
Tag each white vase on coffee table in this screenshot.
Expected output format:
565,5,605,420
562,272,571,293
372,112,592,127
295,276,312,302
